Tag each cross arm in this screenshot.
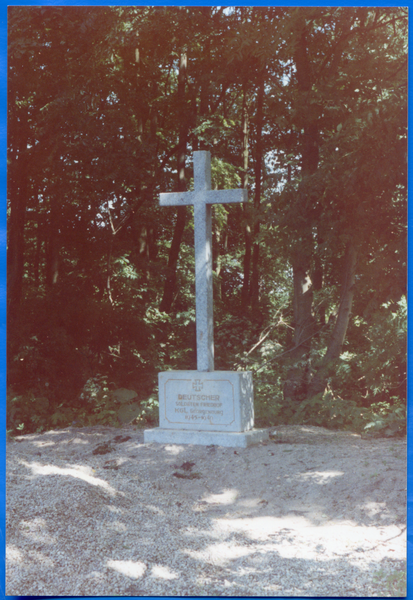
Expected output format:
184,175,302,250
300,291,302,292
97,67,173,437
160,189,247,207
160,192,197,206
206,189,248,205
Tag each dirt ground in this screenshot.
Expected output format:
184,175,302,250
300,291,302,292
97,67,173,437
6,424,407,596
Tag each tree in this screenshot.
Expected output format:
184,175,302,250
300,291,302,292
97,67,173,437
7,6,407,435
266,7,407,404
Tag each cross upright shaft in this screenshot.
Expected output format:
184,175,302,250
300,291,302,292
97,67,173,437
160,151,247,371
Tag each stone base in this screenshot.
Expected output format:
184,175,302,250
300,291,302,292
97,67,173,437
144,427,269,448
158,370,254,432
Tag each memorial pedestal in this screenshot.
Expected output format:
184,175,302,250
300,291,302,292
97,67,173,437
144,152,268,448
144,371,269,448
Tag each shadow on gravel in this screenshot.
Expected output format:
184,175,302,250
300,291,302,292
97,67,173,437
6,426,407,596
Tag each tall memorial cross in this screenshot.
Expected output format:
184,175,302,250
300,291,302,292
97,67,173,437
144,150,269,447
160,151,247,371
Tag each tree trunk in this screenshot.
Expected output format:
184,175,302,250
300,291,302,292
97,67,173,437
7,102,30,325
198,22,210,152
313,232,325,325
160,52,188,313
240,83,251,310
159,207,187,313
307,240,357,398
33,208,42,288
283,22,319,403
283,262,317,403
213,205,228,302
214,218,222,302
45,198,60,287
250,69,265,309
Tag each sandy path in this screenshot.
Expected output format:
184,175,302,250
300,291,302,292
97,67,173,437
6,424,406,596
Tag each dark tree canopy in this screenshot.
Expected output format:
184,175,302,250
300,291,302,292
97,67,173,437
7,6,407,436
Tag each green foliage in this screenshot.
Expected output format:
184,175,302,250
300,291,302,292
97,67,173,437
76,375,158,428
254,375,285,428
373,568,406,596
7,6,406,436
290,390,368,431
254,381,406,436
76,374,119,427
358,298,406,404
322,298,407,417
135,395,159,427
364,401,406,437
7,389,54,434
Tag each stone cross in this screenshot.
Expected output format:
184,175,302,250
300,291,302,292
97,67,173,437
160,151,247,372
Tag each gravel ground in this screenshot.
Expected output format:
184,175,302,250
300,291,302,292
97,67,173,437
6,424,406,596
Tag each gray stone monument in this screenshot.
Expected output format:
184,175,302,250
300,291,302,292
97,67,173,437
144,151,268,447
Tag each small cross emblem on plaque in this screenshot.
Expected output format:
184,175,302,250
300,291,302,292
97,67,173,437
192,379,203,392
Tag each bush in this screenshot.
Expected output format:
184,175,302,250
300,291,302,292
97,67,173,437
7,389,55,434
363,400,406,436
73,375,159,429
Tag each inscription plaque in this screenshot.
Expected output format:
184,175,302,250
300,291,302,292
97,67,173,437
162,377,235,427
157,371,255,433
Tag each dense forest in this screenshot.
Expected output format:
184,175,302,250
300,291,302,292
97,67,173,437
7,6,407,436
